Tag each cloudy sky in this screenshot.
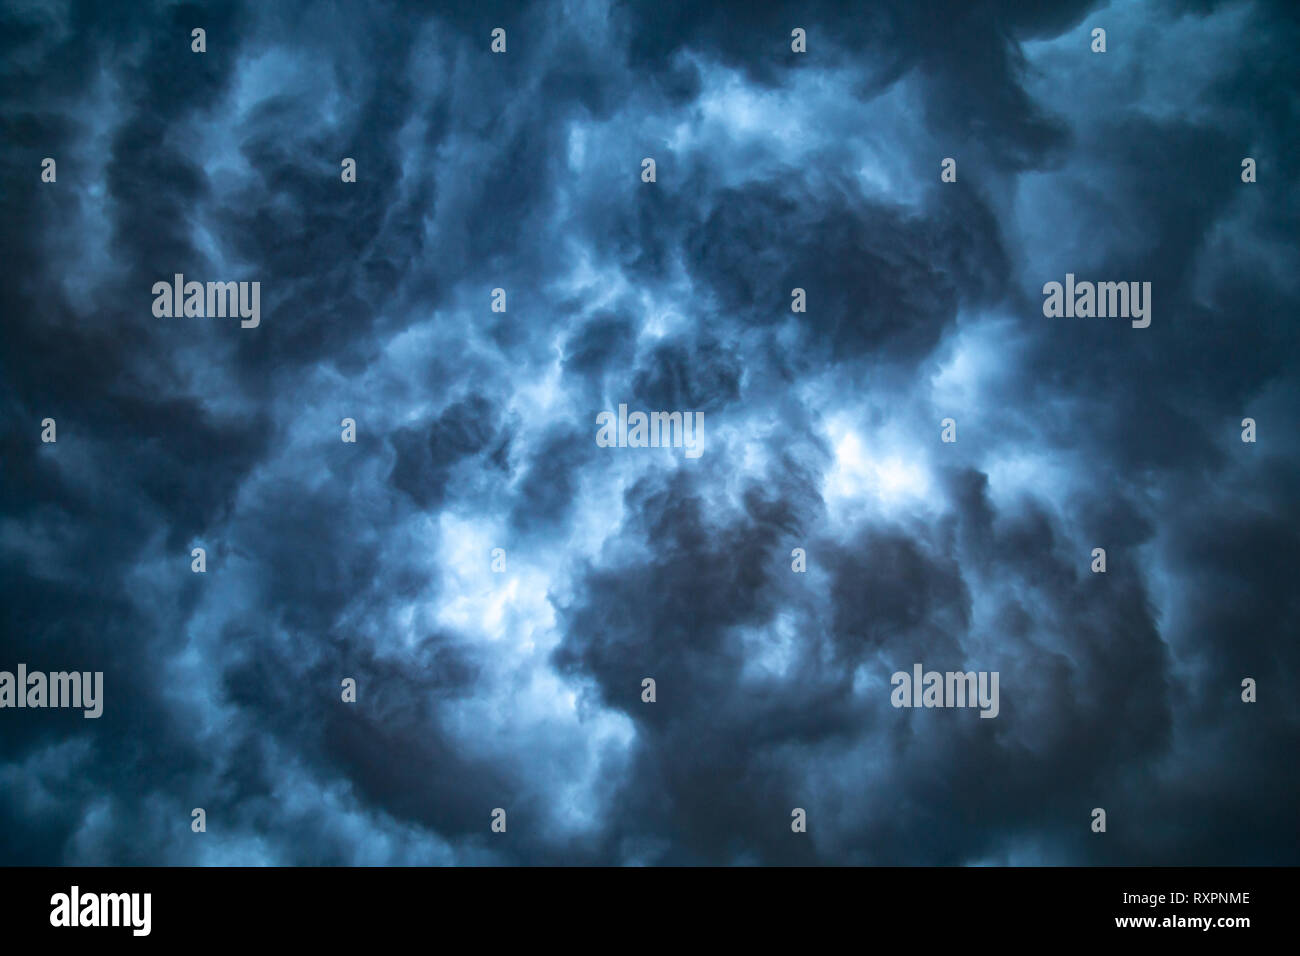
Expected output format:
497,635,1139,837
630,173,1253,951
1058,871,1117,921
1,0,1297,865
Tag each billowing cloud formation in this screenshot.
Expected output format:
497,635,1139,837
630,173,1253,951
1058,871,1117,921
1,0,1297,865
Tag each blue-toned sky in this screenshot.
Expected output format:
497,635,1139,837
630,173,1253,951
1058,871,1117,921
1,0,1297,865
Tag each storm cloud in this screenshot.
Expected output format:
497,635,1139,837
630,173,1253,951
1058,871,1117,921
1,0,1297,865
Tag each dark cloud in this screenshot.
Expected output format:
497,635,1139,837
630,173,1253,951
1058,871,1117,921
0,0,1296,865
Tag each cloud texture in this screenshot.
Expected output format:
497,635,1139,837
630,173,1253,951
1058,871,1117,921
1,0,1297,864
